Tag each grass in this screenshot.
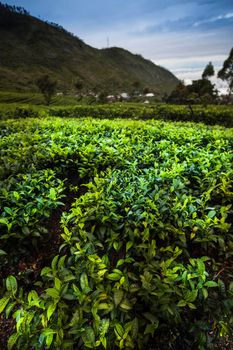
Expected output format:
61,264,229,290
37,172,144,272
0,91,81,105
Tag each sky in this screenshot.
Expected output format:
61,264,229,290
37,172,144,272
3,0,233,91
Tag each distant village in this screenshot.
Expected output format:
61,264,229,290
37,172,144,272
56,90,157,104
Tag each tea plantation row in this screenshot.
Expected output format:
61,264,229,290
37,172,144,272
0,103,232,127
0,117,232,349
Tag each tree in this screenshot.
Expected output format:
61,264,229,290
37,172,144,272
97,91,107,104
218,47,233,96
187,79,218,103
185,62,217,104
143,87,150,95
202,62,214,80
36,75,57,105
131,81,141,97
74,80,84,92
168,63,218,105
167,80,189,103
74,79,84,100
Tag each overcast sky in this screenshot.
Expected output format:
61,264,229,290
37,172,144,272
4,0,233,89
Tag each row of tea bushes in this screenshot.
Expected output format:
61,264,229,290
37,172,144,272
0,103,232,127
0,117,232,349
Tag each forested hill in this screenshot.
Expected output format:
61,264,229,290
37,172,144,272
0,3,178,94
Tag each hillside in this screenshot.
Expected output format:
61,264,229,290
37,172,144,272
0,3,178,95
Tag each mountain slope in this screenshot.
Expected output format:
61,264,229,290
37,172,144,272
0,3,178,95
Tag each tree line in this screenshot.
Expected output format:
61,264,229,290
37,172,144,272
36,48,233,105
0,2,30,15
168,48,233,104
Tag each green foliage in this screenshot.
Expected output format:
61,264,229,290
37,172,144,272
202,62,215,80
218,47,233,95
167,80,189,104
0,169,65,262
36,75,57,105
0,91,86,106
169,62,218,104
0,117,232,349
50,103,233,126
187,79,218,101
0,103,233,126
0,170,64,237
168,78,218,104
74,80,84,93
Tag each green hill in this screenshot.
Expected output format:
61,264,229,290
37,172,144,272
0,3,178,95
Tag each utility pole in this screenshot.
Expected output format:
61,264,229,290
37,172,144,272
107,37,109,48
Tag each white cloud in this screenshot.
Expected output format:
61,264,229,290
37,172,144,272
174,72,229,95
153,55,227,68
225,12,233,19
194,12,233,27
211,77,229,95
66,4,232,90
76,26,231,89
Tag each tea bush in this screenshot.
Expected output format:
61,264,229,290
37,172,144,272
0,103,233,126
0,117,232,349
49,103,233,127
0,170,65,240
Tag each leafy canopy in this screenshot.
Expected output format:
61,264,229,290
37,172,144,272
36,75,57,105
218,47,233,94
202,62,215,80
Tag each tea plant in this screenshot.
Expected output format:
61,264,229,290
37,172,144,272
0,116,232,349
0,103,233,127
0,169,65,265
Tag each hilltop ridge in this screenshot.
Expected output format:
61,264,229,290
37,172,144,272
0,3,178,95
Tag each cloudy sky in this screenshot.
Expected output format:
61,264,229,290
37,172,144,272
4,0,233,89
